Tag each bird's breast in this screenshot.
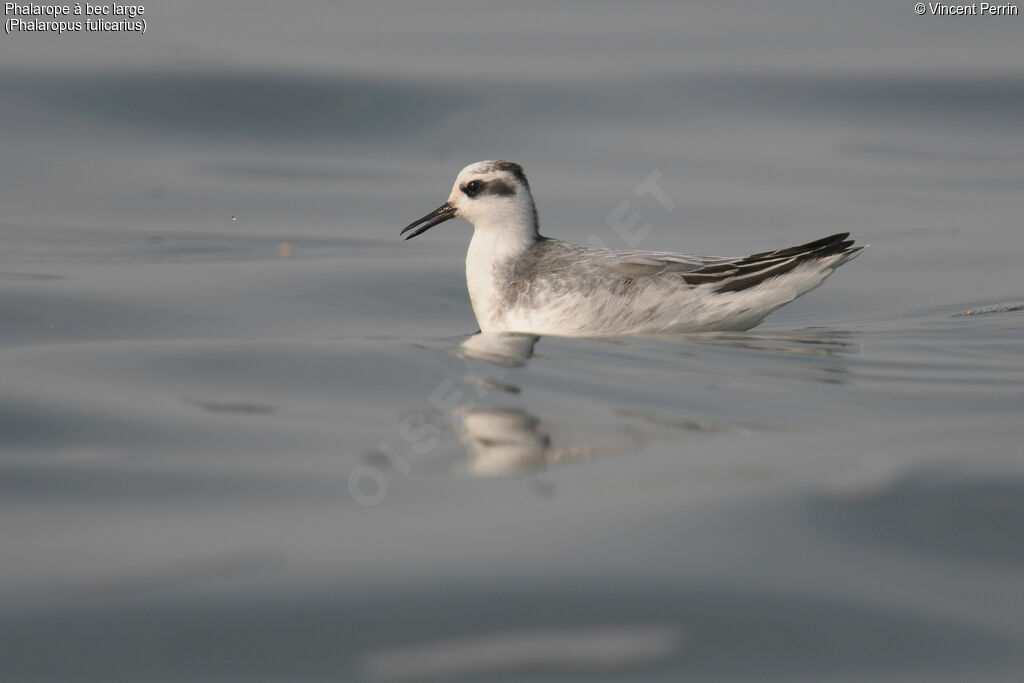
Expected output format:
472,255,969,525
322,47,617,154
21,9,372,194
465,245,508,332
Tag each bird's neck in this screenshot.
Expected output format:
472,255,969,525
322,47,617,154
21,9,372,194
466,199,541,264
468,221,540,262
465,205,541,330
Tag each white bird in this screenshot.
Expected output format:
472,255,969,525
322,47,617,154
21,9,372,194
402,160,864,336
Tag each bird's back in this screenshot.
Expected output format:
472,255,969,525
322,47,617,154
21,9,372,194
487,234,863,335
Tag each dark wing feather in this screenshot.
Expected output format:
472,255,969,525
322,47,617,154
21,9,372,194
602,233,862,292
683,233,860,293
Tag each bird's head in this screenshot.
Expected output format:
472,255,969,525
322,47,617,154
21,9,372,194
402,160,538,240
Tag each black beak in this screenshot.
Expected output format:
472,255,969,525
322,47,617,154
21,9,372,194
401,202,457,240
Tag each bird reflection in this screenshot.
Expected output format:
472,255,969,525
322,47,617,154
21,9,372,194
684,328,856,358
456,332,537,396
457,332,539,367
457,407,550,476
455,405,620,477
437,329,856,476
455,333,548,475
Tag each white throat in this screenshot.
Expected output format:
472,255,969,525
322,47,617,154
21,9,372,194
464,204,540,331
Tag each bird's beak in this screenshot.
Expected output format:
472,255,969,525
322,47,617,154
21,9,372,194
401,202,457,240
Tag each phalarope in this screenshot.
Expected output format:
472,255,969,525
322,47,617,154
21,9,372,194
402,160,864,336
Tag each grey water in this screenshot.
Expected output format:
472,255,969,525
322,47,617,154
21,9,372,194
2,2,1024,681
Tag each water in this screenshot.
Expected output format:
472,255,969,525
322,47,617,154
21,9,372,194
2,2,1024,681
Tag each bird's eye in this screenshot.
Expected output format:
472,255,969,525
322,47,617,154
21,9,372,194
464,180,482,197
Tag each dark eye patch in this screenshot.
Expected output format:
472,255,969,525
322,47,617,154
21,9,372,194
461,179,517,199
483,179,516,197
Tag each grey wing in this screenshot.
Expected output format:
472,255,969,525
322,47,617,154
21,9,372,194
609,233,863,293
530,240,729,280
607,251,733,278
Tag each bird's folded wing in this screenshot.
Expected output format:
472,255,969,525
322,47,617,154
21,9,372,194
610,253,730,278
609,233,861,293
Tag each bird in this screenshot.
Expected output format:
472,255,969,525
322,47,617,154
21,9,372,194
402,160,864,336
